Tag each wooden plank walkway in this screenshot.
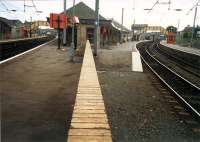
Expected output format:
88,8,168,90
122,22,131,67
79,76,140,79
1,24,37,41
67,41,112,142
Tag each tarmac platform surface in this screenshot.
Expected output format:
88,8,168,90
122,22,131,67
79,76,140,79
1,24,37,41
1,40,200,142
0,41,81,142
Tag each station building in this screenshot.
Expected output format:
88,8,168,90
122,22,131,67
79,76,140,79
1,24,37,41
64,2,130,48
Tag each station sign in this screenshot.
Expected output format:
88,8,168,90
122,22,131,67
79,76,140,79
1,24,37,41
50,13,67,29
72,16,79,24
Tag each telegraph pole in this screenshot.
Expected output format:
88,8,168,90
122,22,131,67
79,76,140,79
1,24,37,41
70,0,75,61
191,6,198,47
120,8,124,44
30,16,32,38
63,0,67,46
132,0,135,41
94,0,99,56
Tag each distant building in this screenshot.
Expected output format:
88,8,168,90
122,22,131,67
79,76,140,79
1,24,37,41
145,26,166,34
0,17,12,39
31,20,49,35
63,2,130,48
132,24,148,34
131,24,166,40
0,17,27,40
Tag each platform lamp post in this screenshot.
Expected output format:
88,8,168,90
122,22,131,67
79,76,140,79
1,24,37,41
70,0,76,61
174,9,182,32
63,0,67,46
94,0,100,56
132,0,136,41
30,16,32,38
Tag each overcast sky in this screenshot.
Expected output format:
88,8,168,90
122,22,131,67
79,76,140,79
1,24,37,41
0,0,199,30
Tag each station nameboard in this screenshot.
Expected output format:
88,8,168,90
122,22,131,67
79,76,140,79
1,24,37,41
50,13,67,29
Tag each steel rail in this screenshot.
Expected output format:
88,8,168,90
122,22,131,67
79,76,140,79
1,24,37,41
137,42,200,119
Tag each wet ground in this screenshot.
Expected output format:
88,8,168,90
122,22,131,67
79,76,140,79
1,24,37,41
96,44,200,142
0,41,81,142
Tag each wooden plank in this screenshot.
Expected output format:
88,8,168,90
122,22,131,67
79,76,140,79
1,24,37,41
68,129,111,136
70,123,110,129
71,117,108,123
73,109,105,114
67,40,112,142
67,136,112,142
74,106,105,110
75,102,105,106
72,113,107,118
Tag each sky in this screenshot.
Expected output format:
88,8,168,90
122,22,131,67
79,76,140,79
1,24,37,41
0,0,200,30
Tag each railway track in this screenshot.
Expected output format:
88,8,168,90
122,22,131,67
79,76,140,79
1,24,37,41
137,41,200,120
0,36,54,62
149,43,200,79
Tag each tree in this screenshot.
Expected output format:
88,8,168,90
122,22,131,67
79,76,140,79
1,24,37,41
166,26,177,33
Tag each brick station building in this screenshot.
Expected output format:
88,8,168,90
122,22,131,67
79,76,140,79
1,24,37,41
64,2,130,48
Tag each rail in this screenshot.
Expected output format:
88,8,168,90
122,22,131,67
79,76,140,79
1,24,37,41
136,41,200,121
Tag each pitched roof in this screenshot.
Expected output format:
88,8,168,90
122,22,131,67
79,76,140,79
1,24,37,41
65,2,106,20
63,2,130,32
0,17,23,27
111,19,130,32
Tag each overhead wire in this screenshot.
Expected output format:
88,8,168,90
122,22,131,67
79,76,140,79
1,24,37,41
147,0,171,13
0,0,10,11
186,0,200,15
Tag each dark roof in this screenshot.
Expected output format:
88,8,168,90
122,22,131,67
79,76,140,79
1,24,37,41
0,17,23,27
183,26,193,32
111,19,130,32
65,2,106,20
63,2,130,32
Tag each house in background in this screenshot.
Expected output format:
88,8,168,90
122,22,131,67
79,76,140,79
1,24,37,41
31,20,50,36
0,17,12,40
132,24,166,41
0,17,27,40
63,2,130,48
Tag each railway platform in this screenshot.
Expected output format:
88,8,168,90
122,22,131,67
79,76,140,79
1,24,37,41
1,40,200,142
0,40,82,142
161,41,200,56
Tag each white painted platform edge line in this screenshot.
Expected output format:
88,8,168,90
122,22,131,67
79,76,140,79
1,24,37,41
132,42,143,72
132,52,143,72
0,38,56,65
